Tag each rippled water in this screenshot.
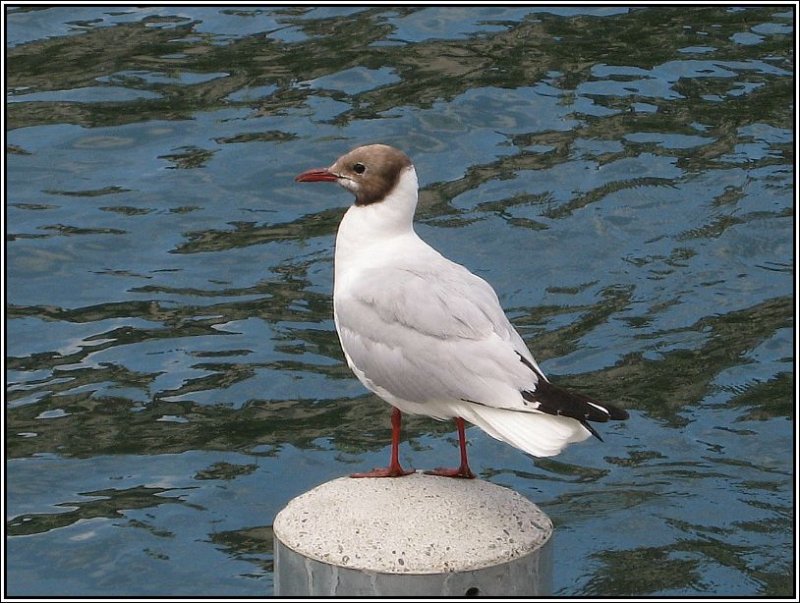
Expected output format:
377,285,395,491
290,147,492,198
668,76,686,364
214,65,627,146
5,5,794,597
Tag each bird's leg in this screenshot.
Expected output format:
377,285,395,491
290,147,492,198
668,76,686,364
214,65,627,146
425,417,476,479
351,407,414,478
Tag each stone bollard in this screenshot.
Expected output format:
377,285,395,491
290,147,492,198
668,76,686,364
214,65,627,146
273,472,553,596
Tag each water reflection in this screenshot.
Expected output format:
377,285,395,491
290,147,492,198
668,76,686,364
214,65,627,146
6,4,793,597
8,485,190,537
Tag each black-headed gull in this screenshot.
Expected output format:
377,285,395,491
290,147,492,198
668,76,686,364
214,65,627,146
296,144,628,478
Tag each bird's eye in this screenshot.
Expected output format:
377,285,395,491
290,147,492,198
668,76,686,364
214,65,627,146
353,162,366,174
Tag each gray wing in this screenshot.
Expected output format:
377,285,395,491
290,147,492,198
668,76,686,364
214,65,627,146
333,254,543,411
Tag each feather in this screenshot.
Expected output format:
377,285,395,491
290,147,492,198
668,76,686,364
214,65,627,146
458,403,591,458
297,144,628,464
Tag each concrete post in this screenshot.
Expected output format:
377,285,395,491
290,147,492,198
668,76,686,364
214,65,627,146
273,472,553,596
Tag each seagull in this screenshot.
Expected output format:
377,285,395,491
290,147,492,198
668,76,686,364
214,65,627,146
295,144,628,478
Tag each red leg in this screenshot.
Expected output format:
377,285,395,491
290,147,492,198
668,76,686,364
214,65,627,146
351,408,414,478
425,417,476,479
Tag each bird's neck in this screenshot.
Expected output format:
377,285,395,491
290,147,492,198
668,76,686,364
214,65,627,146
335,167,420,267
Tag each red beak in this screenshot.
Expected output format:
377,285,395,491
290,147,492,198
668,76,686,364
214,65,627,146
295,168,338,183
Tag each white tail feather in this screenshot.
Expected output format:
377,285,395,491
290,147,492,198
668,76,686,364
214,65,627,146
459,404,591,458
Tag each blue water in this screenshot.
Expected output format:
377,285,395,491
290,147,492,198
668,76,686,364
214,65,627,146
5,5,794,597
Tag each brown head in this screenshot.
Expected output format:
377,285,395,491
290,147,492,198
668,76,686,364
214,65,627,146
295,144,413,206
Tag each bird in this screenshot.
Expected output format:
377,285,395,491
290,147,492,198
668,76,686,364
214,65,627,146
295,143,628,478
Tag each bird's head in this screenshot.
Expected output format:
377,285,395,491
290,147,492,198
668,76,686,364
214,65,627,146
295,144,414,206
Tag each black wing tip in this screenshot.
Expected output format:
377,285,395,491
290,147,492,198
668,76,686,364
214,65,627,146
581,420,604,441
591,401,629,422
516,352,629,422
523,380,629,426
607,406,630,421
